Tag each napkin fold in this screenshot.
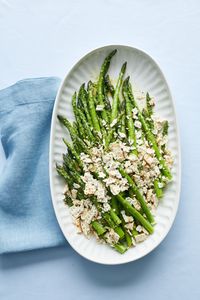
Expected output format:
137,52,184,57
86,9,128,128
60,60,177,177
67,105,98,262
0,77,66,254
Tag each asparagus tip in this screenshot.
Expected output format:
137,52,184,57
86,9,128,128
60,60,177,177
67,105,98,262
110,49,117,57
62,153,67,160
122,61,127,72
122,76,130,90
62,138,67,145
87,80,92,89
80,82,85,89
55,163,61,171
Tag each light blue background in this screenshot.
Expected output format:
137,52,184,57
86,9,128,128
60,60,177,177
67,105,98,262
0,0,200,299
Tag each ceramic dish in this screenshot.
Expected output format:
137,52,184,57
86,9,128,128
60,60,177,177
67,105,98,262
49,45,181,265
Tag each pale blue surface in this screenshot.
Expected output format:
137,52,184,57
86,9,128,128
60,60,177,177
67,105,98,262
0,0,200,299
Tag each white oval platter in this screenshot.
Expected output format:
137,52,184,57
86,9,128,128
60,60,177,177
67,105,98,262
49,45,181,265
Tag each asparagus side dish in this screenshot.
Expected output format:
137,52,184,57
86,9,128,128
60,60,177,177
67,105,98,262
56,50,173,254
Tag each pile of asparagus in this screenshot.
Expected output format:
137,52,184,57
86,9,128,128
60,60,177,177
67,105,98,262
56,49,172,254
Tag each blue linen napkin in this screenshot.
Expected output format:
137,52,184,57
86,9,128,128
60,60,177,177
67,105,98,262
0,77,66,254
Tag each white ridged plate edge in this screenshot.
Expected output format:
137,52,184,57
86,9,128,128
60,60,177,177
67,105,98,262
49,45,181,265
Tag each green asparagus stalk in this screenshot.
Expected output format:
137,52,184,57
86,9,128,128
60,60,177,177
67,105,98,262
56,164,73,187
76,109,95,143
118,113,126,138
116,194,154,234
111,197,120,215
73,121,79,135
102,212,116,228
126,79,172,180
62,138,82,166
57,115,89,153
105,74,115,97
64,195,73,207
110,62,127,123
119,210,133,248
114,243,127,254
142,93,155,130
77,120,86,139
119,167,155,224
78,84,93,127
142,108,154,131
103,212,125,238
114,227,125,239
110,208,121,226
146,92,153,117
162,120,169,136
132,228,138,237
97,49,117,123
88,81,101,133
106,62,127,145
57,115,76,138
72,92,78,119
154,179,163,198
92,220,106,235
122,78,137,155
124,230,132,248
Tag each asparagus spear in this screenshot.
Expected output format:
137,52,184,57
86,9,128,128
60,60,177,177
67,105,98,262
72,92,78,119
114,243,127,254
78,84,93,127
146,92,153,117
56,165,75,190
142,108,154,131
119,167,155,224
62,138,82,166
57,115,76,138
72,121,79,135
110,208,121,226
103,78,112,112
103,213,124,239
64,195,73,207
97,49,117,123
162,120,169,136
114,227,125,239
118,210,133,248
122,77,137,155
154,179,163,198
105,74,115,97
124,229,132,248
76,118,86,140
142,93,155,130
111,197,120,215
57,115,89,153
126,79,172,180
91,220,106,235
118,112,126,139
76,109,95,143
110,62,127,123
92,223,126,253
88,81,101,133
102,212,116,228
116,194,154,234
106,62,127,145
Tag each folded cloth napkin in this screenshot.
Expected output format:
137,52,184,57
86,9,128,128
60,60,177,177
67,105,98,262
0,77,66,254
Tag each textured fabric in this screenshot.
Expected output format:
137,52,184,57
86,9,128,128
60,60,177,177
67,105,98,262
0,77,65,253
